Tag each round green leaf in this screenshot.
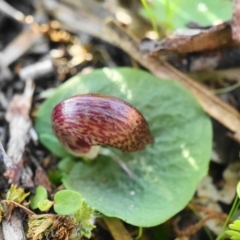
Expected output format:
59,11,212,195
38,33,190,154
54,190,83,215
30,186,48,210
38,199,53,212
35,67,212,226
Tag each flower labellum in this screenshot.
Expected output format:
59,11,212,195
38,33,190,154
52,93,153,159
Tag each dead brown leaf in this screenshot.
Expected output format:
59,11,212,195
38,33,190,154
140,22,240,55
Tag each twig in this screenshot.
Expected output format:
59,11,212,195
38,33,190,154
103,216,132,240
42,0,114,43
0,144,27,240
30,155,52,192
174,203,228,237
4,80,35,184
190,204,228,220
0,141,11,169
0,0,25,23
0,53,12,83
174,215,216,237
2,210,26,240
174,204,227,237
1,200,35,216
0,80,35,240
1,26,42,67
19,59,54,81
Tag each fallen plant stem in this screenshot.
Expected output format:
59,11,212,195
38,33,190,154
190,204,228,219
4,80,35,184
133,227,143,240
103,216,132,240
174,203,227,237
2,210,26,240
1,200,35,216
212,81,240,94
174,215,217,237
0,0,26,23
189,204,214,240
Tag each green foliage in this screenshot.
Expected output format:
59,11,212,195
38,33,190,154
53,190,83,215
222,183,240,240
30,186,48,210
47,169,63,186
40,133,70,157
29,187,95,238
6,184,30,203
218,194,240,240
237,182,240,199
38,199,53,212
140,0,232,30
74,201,96,238
226,219,240,239
140,0,159,35
35,67,212,226
58,157,76,174
53,190,95,238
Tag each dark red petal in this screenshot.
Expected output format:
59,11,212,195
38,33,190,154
52,93,153,153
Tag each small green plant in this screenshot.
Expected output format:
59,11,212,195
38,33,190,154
225,219,240,239
0,185,95,239
30,188,95,238
30,186,51,211
6,184,30,203
35,67,212,227
218,182,240,240
140,0,159,35
212,82,240,95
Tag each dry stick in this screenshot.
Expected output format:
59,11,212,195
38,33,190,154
174,204,227,237
174,215,224,237
1,26,42,67
0,0,25,23
103,216,132,240
4,80,35,184
1,200,35,216
0,141,11,169
1,81,34,240
0,136,27,240
42,0,114,43
104,20,240,141
2,211,26,240
19,59,54,81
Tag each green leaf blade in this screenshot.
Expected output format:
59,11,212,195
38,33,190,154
54,190,83,215
35,67,212,226
30,186,48,210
